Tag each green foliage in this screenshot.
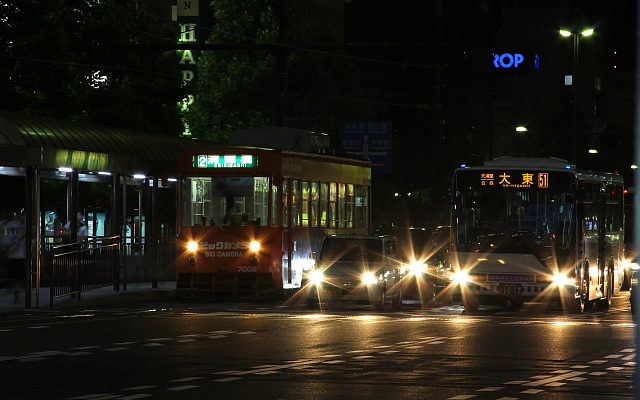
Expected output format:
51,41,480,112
1,0,183,135
184,0,359,141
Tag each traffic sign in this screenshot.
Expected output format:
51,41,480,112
339,121,392,174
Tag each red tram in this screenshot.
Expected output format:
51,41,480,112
176,146,372,298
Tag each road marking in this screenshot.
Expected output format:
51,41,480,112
167,385,199,391
523,371,587,386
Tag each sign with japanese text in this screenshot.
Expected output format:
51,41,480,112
193,155,258,168
339,121,392,174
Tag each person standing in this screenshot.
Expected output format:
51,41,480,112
5,214,26,303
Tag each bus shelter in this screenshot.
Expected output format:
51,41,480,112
0,110,206,307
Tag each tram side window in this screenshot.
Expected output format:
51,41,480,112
355,185,363,228
301,180,310,226
346,183,354,228
311,181,319,227
253,177,269,227
329,182,337,228
187,177,212,226
282,180,290,227
319,182,328,226
362,185,370,230
292,179,301,226
338,183,346,228
271,180,279,227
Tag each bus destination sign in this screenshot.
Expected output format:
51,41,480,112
194,155,258,168
480,172,549,189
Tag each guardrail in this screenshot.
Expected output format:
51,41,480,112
48,236,120,307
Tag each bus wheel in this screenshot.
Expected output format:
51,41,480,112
463,296,479,313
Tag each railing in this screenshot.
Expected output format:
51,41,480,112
48,236,120,307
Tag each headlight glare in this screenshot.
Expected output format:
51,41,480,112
308,270,324,285
187,241,198,252
450,270,471,284
249,240,260,252
407,262,426,276
362,272,378,285
552,273,573,286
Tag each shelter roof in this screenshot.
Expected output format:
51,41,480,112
0,110,210,177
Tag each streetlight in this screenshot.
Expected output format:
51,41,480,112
514,126,527,155
559,26,595,164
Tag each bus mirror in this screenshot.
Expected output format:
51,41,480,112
310,251,317,259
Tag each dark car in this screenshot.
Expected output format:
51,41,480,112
305,234,403,310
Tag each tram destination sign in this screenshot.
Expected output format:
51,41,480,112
193,155,258,168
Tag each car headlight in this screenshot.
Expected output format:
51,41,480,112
187,241,198,252
308,270,325,285
552,273,574,286
249,240,260,252
405,262,426,276
362,272,378,285
449,270,471,284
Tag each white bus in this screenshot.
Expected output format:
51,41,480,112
448,157,627,312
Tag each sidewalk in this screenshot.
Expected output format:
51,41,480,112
0,281,177,311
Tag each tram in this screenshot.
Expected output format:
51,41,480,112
176,146,371,298
448,157,627,312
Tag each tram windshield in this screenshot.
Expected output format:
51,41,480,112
452,170,577,251
183,176,271,227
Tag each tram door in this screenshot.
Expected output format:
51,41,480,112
281,179,292,286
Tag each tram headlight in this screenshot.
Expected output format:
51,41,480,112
362,272,378,285
552,273,574,286
187,241,198,252
308,269,325,285
249,240,261,252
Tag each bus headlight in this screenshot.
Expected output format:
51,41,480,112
308,270,325,285
450,270,472,284
362,272,378,285
552,273,574,286
187,241,198,252
249,240,261,252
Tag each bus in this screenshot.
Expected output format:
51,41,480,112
176,146,372,298
447,156,626,313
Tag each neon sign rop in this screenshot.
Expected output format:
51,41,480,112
493,53,524,68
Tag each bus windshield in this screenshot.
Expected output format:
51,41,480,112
183,176,270,227
452,170,577,252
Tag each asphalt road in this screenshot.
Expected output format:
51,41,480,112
0,293,635,400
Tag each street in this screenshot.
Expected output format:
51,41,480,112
0,293,635,399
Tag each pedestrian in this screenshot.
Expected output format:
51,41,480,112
64,212,88,241
5,213,26,303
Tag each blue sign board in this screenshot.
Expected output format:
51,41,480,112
340,121,392,174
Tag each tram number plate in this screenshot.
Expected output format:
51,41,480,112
498,284,523,296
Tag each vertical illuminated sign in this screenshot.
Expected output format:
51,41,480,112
177,0,199,137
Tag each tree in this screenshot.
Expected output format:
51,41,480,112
0,0,183,135
184,0,358,141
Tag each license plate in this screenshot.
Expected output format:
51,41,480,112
498,284,523,296
324,287,342,297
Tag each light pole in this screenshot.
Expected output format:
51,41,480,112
559,27,594,164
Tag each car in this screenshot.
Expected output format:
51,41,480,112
305,234,403,310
